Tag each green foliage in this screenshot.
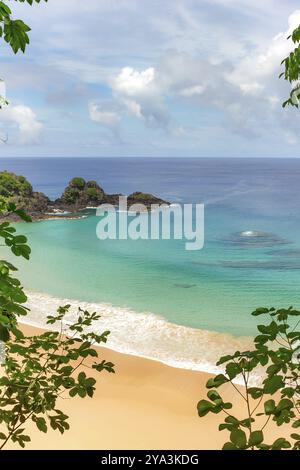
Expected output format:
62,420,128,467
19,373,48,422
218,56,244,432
60,178,105,205
86,180,98,189
0,172,50,215
280,23,300,107
129,192,158,201
197,307,300,450
0,171,33,200
0,201,32,342
85,187,100,201
0,1,47,54
0,202,115,449
70,177,86,190
0,0,115,452
0,305,115,449
61,186,80,204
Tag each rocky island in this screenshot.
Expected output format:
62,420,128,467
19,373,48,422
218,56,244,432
0,171,169,221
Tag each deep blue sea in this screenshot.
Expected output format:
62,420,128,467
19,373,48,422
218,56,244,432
2,157,300,372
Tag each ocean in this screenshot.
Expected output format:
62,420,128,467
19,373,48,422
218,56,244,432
1,157,300,374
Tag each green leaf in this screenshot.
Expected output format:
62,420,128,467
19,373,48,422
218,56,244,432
69,387,78,398
230,429,247,449
216,355,233,365
263,375,284,395
197,400,215,417
252,307,270,316
275,398,293,413
226,362,241,380
222,442,238,450
78,372,86,384
36,417,47,433
249,430,263,446
0,325,9,342
264,399,276,415
206,374,228,389
207,390,222,402
271,438,291,450
248,387,263,399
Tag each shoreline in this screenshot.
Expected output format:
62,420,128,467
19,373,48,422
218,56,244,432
5,323,235,450
4,323,287,450
23,290,256,381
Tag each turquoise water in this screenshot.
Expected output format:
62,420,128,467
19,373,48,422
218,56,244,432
3,157,300,343
12,207,300,338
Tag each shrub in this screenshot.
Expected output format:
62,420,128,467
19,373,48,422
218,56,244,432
0,201,115,449
70,177,86,190
86,181,98,189
85,187,101,201
61,187,80,204
197,307,300,450
0,305,115,450
0,172,33,200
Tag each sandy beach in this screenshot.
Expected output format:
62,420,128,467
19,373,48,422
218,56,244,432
0,324,247,450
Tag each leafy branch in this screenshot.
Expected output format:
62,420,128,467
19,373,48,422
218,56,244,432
0,0,47,54
0,200,115,450
197,307,300,450
0,305,115,449
0,200,32,342
280,24,300,108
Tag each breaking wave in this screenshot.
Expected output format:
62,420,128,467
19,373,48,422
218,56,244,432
22,291,262,384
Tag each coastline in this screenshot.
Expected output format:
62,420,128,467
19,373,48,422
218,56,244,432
5,323,239,450
5,324,287,450
23,290,256,381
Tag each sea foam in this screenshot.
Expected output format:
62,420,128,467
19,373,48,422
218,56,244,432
23,291,261,383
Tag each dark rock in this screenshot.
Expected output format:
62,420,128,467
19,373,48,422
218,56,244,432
0,172,169,221
57,177,106,209
127,192,167,208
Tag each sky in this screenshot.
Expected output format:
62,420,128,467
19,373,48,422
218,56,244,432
0,0,300,158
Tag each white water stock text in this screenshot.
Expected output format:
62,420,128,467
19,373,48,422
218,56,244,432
96,196,204,251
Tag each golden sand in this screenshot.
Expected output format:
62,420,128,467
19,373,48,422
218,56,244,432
2,324,288,450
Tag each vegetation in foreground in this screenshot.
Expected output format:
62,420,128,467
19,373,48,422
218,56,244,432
0,201,115,449
197,16,300,452
0,2,115,451
198,308,300,450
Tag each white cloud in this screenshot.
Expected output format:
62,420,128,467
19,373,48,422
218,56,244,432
180,85,206,97
112,67,156,96
122,98,143,118
226,10,300,95
110,66,169,128
89,102,121,126
4,0,300,155
1,104,43,144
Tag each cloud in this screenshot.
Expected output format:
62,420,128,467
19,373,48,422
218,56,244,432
89,102,121,126
92,3,300,145
226,10,300,95
88,101,124,144
180,85,206,97
111,66,169,128
112,67,156,96
1,104,43,144
3,0,300,156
